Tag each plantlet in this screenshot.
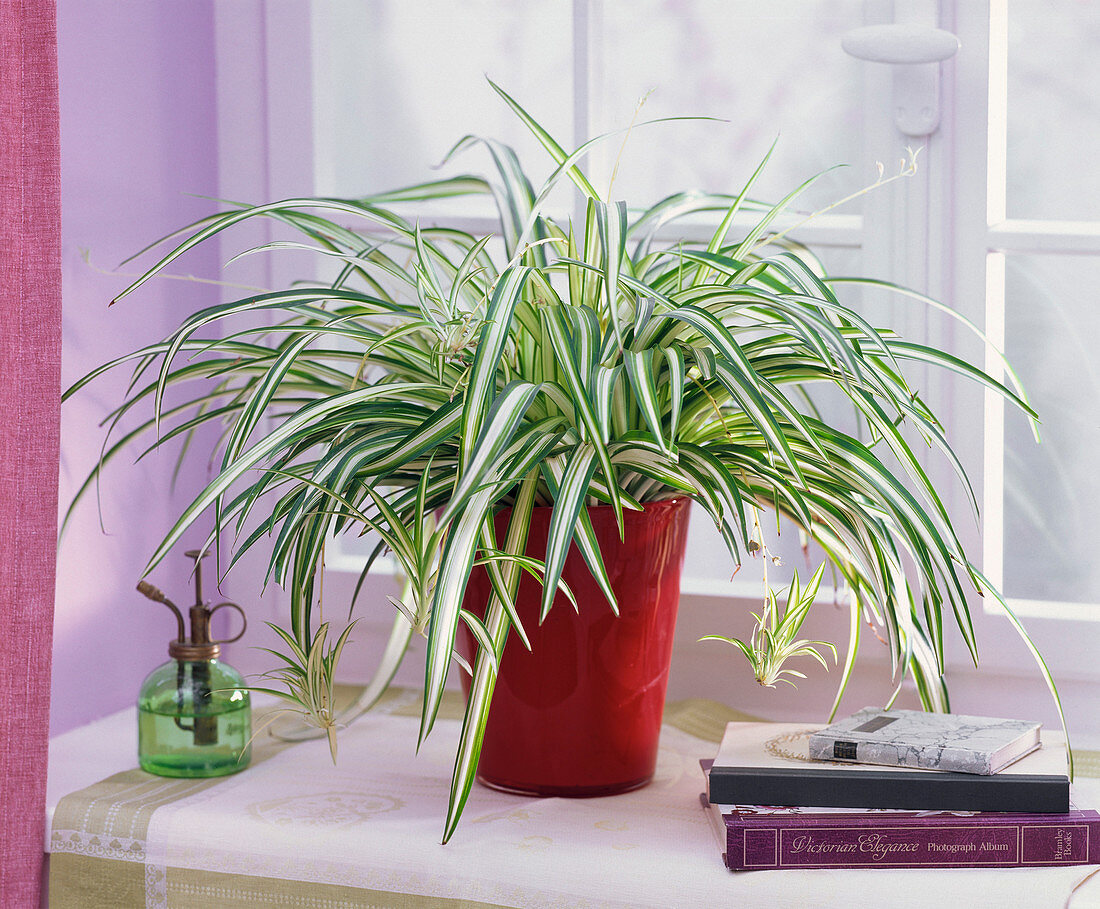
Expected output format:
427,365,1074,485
701,563,836,689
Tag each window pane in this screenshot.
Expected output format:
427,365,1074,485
597,0,867,212
311,0,573,197
1006,2,1100,221
1003,254,1100,603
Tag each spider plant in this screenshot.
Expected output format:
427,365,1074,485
700,563,837,689
66,80,1064,843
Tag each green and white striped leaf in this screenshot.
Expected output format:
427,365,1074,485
441,381,543,523
538,445,599,621
443,470,541,843
623,348,672,457
595,200,629,347
540,304,623,527
459,265,532,469
422,487,496,744
540,453,617,614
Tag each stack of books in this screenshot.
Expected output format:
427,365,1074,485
702,708,1097,871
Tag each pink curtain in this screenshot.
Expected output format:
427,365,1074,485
0,0,62,905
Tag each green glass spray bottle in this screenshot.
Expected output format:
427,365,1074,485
136,550,252,777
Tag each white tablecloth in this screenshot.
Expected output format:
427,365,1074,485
46,690,1100,908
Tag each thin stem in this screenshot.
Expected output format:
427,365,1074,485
749,147,921,256
606,90,653,201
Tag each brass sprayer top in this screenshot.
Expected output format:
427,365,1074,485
137,550,246,661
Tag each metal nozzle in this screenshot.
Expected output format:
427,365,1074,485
137,579,185,643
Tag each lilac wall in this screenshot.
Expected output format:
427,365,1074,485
53,2,223,735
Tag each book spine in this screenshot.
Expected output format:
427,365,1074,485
706,767,1069,813
726,817,1100,871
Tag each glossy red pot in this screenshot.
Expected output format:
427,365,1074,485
459,497,690,797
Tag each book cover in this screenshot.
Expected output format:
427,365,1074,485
700,796,1100,871
807,707,1041,774
708,722,1069,814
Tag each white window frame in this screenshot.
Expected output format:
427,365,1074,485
953,2,1100,623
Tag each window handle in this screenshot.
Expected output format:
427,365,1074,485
842,24,959,65
842,24,960,137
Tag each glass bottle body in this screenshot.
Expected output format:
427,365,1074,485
138,659,251,778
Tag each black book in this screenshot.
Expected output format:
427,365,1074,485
707,721,1069,814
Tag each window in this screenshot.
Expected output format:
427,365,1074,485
222,1,1100,694
962,2,1100,619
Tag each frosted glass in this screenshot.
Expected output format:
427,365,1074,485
1006,2,1100,222
311,1,870,217
310,1,573,197
596,0,866,212
1003,254,1100,603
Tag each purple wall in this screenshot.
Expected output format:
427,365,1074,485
54,1,223,735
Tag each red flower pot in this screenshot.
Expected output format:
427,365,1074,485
459,497,691,797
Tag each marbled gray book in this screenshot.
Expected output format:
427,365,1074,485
807,708,1041,775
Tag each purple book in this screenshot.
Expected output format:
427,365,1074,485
702,797,1100,871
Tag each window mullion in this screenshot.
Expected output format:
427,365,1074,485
572,0,597,225
943,1,996,574
990,221,1100,254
